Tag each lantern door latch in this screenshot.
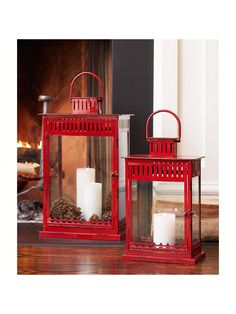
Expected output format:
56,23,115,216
184,210,194,217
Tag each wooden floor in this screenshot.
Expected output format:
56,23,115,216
17,243,218,275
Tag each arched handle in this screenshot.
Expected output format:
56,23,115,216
146,109,181,141
69,71,104,100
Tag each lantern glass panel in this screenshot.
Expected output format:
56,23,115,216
118,116,131,221
192,176,200,244
49,135,112,222
131,181,184,245
132,181,153,241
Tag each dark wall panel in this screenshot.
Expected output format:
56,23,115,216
112,40,154,154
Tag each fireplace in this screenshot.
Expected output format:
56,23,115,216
17,40,110,223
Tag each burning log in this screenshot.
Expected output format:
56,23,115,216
17,140,41,163
17,140,41,183
17,147,41,164
17,162,40,176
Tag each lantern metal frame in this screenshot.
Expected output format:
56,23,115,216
122,110,206,264
39,72,129,241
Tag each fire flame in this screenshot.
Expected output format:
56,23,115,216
37,140,42,149
17,140,31,148
17,140,23,147
17,140,42,149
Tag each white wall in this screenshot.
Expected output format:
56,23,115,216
153,40,218,196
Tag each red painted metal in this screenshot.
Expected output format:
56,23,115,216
146,109,181,158
39,72,125,241
70,72,104,115
122,110,205,264
39,114,125,241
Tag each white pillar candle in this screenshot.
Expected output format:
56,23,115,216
83,182,102,220
76,168,95,209
153,213,175,245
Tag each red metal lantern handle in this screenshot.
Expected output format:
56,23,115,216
146,109,181,141
69,71,104,100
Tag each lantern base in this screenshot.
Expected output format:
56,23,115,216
39,230,125,241
122,251,206,264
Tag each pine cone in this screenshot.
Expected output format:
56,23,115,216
89,214,99,222
102,210,111,222
49,198,82,221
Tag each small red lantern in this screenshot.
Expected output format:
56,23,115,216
122,110,205,264
39,72,131,241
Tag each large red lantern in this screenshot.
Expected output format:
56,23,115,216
39,72,131,241
122,110,205,264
